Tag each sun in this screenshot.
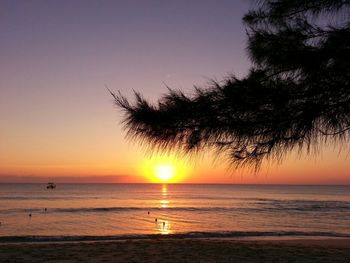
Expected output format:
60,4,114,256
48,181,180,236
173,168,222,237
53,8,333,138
140,155,189,183
155,165,175,182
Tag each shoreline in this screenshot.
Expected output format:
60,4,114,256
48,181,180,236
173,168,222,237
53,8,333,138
0,237,349,262
1,230,349,244
1,236,350,246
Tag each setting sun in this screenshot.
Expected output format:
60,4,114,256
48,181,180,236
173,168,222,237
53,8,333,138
139,154,189,183
155,165,175,182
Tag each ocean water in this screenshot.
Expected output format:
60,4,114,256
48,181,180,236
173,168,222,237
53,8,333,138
0,184,349,241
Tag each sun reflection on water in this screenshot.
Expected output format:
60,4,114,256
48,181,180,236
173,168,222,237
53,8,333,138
160,200,169,208
158,220,172,235
155,184,173,234
160,184,169,208
162,185,168,195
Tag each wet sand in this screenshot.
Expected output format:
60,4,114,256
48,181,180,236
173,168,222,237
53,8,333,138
0,238,349,262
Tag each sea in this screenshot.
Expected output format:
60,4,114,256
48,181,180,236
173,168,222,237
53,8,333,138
0,184,349,242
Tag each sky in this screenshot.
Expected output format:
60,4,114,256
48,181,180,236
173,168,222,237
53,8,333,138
1,0,349,184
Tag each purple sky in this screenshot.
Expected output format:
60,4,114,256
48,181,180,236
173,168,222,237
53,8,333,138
1,0,349,184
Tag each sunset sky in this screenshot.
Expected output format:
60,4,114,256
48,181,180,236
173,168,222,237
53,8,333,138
1,0,349,184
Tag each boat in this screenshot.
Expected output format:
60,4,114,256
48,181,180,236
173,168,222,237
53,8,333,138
46,182,56,189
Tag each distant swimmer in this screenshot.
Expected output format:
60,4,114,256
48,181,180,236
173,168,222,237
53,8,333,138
46,182,56,189
44,208,47,212
147,211,150,215
155,218,157,222
29,213,32,217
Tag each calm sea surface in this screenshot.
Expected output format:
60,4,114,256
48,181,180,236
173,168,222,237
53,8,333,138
0,184,349,241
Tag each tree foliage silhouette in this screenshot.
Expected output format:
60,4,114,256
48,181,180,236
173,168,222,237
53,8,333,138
111,0,350,169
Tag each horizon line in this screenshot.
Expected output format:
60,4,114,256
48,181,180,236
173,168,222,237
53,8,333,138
0,182,349,186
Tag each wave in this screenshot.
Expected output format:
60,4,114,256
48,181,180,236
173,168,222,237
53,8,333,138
260,200,350,211
0,196,275,201
0,196,100,200
0,231,349,243
1,201,350,215
1,206,237,214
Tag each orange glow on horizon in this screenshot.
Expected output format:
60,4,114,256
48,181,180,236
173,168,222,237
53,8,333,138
1,143,349,184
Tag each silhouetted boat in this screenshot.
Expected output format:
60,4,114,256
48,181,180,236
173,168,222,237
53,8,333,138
47,182,56,189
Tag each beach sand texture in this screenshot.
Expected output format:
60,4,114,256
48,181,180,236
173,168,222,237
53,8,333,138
0,238,349,263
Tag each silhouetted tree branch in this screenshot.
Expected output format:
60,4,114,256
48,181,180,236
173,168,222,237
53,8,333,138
112,0,350,169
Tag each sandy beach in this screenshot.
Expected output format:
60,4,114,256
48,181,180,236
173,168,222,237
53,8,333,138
0,238,349,263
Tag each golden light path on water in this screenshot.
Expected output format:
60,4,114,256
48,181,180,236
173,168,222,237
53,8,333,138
156,185,172,235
